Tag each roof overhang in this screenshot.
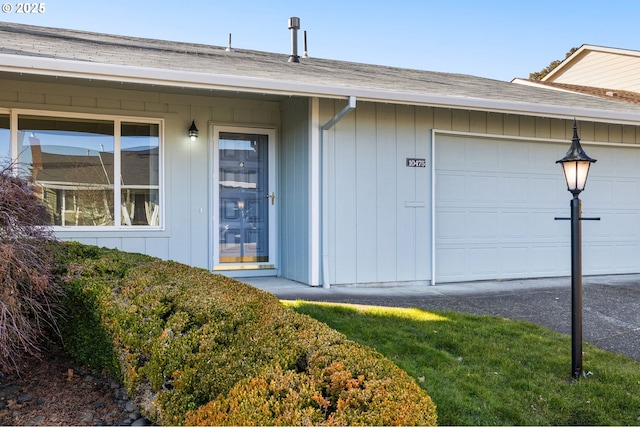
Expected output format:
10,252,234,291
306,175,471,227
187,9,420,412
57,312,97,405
2,52,640,125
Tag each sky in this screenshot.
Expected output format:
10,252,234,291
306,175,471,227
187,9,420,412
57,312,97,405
2,0,640,82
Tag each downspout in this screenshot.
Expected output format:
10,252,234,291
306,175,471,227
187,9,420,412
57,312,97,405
320,96,357,289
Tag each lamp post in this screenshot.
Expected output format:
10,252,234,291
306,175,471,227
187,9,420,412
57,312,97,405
555,120,597,379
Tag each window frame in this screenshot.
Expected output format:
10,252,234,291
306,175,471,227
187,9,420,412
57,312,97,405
9,109,164,231
0,109,10,167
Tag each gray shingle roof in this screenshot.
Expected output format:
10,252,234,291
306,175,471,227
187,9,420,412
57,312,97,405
2,22,640,121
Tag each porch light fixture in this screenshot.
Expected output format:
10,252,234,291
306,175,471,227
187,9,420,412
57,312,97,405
555,119,598,379
188,120,199,141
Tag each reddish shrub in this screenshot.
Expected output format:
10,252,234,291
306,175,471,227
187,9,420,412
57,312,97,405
0,167,62,375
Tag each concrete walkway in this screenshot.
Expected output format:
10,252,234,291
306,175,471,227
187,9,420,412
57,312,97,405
245,274,640,362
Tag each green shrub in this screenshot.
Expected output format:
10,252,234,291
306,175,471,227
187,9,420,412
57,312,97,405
54,243,437,426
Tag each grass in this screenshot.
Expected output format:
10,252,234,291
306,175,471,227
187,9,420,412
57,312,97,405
286,301,640,426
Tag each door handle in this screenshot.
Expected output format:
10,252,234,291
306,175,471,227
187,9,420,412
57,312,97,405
265,192,275,205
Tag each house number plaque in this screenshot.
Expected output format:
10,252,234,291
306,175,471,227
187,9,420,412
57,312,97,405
406,158,426,167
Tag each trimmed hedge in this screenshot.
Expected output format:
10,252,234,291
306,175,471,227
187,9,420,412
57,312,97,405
54,242,437,426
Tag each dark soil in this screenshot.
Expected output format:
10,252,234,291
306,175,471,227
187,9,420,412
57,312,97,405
0,347,130,426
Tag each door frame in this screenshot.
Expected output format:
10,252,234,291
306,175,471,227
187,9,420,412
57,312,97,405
210,124,278,276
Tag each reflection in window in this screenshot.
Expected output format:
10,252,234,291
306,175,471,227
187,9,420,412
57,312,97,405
15,115,161,228
121,123,160,226
0,115,9,168
18,116,115,226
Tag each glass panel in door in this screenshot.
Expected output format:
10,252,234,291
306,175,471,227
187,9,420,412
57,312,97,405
218,132,270,263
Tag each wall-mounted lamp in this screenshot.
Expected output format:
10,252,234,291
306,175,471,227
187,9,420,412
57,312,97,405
188,120,199,141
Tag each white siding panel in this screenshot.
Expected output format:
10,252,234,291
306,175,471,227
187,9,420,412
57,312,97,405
396,105,418,282
279,97,309,283
355,102,379,283
333,105,358,284
375,104,398,282
329,102,433,285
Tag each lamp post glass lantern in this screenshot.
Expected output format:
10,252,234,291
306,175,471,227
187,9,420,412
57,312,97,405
557,121,596,194
556,120,596,379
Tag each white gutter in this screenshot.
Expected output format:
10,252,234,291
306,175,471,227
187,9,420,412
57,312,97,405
320,96,357,289
2,53,640,125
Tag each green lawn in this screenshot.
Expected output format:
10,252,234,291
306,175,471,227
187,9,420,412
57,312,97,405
286,301,640,426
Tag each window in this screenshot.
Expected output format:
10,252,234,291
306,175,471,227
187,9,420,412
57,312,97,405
121,122,160,226
16,114,162,228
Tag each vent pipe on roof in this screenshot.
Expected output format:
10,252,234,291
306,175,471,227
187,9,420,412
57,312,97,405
225,33,234,52
302,30,309,58
288,17,300,63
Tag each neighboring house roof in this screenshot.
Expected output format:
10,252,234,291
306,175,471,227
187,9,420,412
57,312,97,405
33,148,156,187
2,23,640,123
512,79,640,104
541,44,640,93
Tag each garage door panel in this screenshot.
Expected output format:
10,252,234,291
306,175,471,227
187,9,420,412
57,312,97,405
469,140,499,170
611,244,640,271
611,213,640,238
529,143,565,171
585,244,614,273
435,135,640,283
469,211,498,240
469,247,499,275
586,179,614,206
436,210,467,241
436,247,467,281
500,176,529,202
500,143,530,172
530,245,568,274
583,211,639,240
436,139,466,167
470,175,498,202
531,211,566,240
531,177,565,204
500,247,530,273
610,180,638,205
436,173,465,202
592,145,640,174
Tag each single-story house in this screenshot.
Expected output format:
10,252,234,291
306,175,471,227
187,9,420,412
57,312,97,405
2,21,640,287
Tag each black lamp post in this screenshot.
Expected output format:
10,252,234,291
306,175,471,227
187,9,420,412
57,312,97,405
556,120,597,379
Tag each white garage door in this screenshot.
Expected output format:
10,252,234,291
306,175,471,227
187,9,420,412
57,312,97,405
434,134,640,283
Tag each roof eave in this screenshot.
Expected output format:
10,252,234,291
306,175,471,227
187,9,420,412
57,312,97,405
2,53,639,125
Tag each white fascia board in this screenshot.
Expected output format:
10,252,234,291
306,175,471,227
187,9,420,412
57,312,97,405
2,53,640,125
581,44,640,58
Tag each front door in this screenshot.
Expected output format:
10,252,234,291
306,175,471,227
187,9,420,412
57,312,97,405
212,126,277,273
